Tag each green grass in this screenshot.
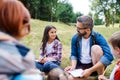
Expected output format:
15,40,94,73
22,19,120,77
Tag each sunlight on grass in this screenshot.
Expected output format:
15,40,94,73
22,19,120,77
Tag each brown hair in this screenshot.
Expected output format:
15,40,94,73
77,16,94,30
109,31,120,49
41,25,60,54
0,0,30,37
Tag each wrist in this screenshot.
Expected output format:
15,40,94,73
71,66,76,70
88,68,94,73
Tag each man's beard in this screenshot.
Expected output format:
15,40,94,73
77,31,87,37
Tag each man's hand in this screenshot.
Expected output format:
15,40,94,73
81,69,92,78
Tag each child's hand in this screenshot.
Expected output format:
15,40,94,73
45,57,56,61
98,75,108,80
39,57,47,63
64,66,75,71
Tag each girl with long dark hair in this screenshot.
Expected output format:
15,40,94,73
36,25,62,73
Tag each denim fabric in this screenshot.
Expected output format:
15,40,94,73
35,61,59,73
70,30,114,66
35,62,44,71
43,61,60,73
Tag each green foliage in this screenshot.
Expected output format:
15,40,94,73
20,0,59,21
72,12,83,23
39,0,51,21
94,13,104,25
56,2,74,23
20,0,40,19
20,0,83,23
39,0,58,21
90,0,120,27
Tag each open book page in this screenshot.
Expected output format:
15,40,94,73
68,69,84,77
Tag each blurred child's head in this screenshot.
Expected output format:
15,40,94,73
109,31,120,58
47,68,68,80
0,0,31,40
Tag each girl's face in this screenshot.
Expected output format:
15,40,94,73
111,46,120,59
48,28,57,41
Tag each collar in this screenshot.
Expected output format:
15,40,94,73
0,31,17,42
91,30,96,36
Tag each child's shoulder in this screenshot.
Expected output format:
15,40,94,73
113,61,120,79
114,66,120,80
54,39,61,43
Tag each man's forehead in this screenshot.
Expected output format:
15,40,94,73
76,22,84,26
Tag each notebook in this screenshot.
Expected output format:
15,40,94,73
68,69,83,77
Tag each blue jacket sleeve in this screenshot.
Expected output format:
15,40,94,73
70,34,78,60
96,33,114,66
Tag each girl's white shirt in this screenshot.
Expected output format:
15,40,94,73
45,41,54,54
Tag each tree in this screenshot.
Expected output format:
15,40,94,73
20,0,40,19
39,0,59,21
91,0,110,27
20,0,59,21
56,2,74,23
93,13,104,25
116,0,120,27
72,12,83,23
20,0,84,23
90,0,120,27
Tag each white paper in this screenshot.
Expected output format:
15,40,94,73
68,69,84,77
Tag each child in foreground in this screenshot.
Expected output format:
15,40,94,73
0,0,43,79
98,31,120,80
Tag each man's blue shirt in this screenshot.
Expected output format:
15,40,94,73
70,30,114,66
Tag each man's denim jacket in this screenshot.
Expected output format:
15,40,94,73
70,30,114,66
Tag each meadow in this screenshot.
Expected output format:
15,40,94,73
22,19,120,77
